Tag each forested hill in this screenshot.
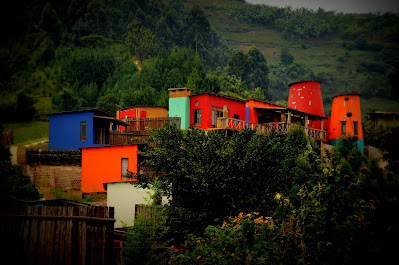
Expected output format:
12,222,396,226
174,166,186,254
1,0,399,128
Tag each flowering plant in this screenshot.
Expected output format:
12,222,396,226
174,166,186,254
169,212,278,264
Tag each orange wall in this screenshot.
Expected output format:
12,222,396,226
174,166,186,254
81,145,138,193
328,94,363,140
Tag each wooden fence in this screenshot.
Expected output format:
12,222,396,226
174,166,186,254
0,205,116,265
124,117,181,131
109,130,150,145
0,130,13,146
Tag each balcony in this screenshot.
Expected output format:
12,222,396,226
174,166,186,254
124,117,181,131
217,117,326,141
110,117,181,145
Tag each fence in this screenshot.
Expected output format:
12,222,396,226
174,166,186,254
125,117,181,131
217,117,326,141
0,130,13,146
109,130,150,145
0,205,116,265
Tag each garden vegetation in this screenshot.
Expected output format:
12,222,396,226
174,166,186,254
124,124,399,264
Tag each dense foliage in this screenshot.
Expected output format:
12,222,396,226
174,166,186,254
2,0,398,124
0,143,42,201
126,125,399,264
131,124,321,239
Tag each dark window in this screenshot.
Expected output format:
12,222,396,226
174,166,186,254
341,121,347,136
211,107,223,127
80,122,87,141
353,121,358,135
193,109,201,125
234,114,240,125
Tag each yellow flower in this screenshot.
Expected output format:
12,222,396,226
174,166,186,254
197,256,201,259
246,213,251,217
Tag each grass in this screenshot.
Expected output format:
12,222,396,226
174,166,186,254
3,121,49,145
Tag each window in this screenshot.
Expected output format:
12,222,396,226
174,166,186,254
353,121,358,135
341,121,347,136
211,107,223,127
193,109,201,125
234,114,240,126
80,122,87,141
121,158,128,180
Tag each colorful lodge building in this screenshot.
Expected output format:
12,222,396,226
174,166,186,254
46,81,365,226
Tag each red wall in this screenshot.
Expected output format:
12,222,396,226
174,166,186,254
190,94,246,129
81,145,138,193
245,99,282,124
288,81,325,117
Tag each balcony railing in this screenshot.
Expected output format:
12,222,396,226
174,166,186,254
217,117,326,141
110,117,181,145
124,117,181,131
109,130,150,145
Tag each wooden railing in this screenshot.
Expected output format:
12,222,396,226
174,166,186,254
124,117,181,131
109,130,150,145
217,117,326,141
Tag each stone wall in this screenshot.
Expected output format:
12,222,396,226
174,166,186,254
27,165,81,189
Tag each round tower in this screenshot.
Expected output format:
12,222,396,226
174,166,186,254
328,94,363,152
288,81,325,117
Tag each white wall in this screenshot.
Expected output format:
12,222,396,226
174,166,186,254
106,182,168,228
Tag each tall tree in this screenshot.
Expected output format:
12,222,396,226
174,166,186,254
185,4,211,55
126,25,156,65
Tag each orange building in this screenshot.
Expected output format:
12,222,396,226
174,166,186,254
81,145,139,193
327,94,363,152
116,106,168,131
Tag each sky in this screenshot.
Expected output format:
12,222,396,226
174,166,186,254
245,0,399,14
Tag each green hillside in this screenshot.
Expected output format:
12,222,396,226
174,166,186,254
1,0,399,144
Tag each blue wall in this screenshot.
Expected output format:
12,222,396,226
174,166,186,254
49,110,107,151
329,138,364,154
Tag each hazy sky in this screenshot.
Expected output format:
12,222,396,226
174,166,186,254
245,0,399,14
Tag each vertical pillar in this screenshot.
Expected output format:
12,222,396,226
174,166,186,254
305,115,309,135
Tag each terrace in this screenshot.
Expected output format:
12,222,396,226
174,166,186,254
216,115,326,141
109,117,181,145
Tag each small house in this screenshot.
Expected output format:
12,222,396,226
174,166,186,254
81,144,141,193
48,108,129,151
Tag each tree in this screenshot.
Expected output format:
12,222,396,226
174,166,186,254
131,124,320,241
126,25,156,65
0,143,41,202
96,93,120,114
185,5,211,55
123,178,169,265
16,92,37,121
280,47,294,65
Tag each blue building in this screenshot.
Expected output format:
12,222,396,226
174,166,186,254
48,109,129,151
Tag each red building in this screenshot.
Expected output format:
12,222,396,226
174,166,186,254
288,81,324,117
288,81,325,130
190,93,246,129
